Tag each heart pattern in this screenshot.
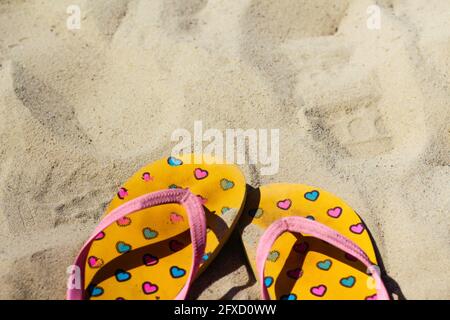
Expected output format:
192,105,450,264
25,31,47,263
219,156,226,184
170,266,186,278
117,188,128,200
194,168,208,180
327,207,342,218
85,177,377,301
91,177,375,301
248,186,378,300
89,286,104,297
116,241,131,254
317,259,332,271
220,178,234,190
88,256,103,268
142,172,153,182
169,212,184,223
340,276,356,288
304,190,319,201
88,157,381,300
142,282,158,294
115,269,131,282
264,276,274,288
83,155,247,300
277,199,292,210
143,254,159,266
310,285,327,297
117,216,131,227
350,223,365,234
143,228,158,240
167,156,183,166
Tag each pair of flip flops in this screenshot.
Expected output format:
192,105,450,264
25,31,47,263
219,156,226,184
67,154,389,300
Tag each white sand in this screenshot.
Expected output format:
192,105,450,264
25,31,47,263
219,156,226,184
0,0,449,299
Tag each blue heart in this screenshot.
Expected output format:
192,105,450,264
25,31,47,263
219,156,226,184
304,190,319,201
116,241,131,254
167,156,183,167
220,179,234,191
115,270,131,282
143,228,158,240
306,215,315,220
280,293,297,301
170,266,186,278
264,276,274,288
317,259,332,271
89,285,104,297
340,276,356,288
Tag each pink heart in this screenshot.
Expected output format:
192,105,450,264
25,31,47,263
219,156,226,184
143,254,159,266
293,242,309,254
327,207,342,218
94,231,105,240
118,188,128,199
142,282,158,294
170,212,184,223
142,172,153,182
194,168,208,180
350,223,365,234
117,216,131,226
365,294,377,300
287,268,303,279
88,256,103,268
310,285,327,297
277,199,292,210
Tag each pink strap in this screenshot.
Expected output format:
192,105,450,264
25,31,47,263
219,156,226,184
67,188,207,300
256,216,390,300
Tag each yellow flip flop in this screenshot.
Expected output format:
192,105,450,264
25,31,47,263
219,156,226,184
67,154,246,300
239,184,389,300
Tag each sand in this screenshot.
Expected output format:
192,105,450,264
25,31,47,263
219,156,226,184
0,0,449,300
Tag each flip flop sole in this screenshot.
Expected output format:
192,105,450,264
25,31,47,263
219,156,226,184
239,183,380,300
84,154,246,300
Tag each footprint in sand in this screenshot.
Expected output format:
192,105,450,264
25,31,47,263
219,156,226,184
0,61,128,235
303,92,394,158
242,0,427,161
